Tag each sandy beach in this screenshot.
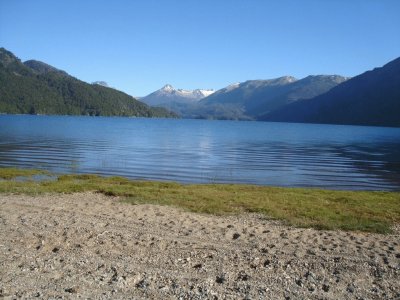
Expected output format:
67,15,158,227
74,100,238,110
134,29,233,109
0,192,399,299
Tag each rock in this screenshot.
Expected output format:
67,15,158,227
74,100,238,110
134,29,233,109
233,233,241,240
64,287,76,293
295,279,302,287
237,271,250,281
346,284,355,293
193,263,202,269
322,284,330,292
136,279,148,289
215,275,226,284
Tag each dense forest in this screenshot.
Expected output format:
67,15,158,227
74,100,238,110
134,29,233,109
0,48,176,118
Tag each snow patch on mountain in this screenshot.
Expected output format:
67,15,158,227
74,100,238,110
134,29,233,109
141,84,215,106
92,81,110,88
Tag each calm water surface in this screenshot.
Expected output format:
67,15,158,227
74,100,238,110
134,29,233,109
1,115,400,190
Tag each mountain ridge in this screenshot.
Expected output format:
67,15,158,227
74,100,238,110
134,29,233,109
92,81,110,88
261,56,400,127
0,48,176,118
24,60,68,76
187,75,348,120
2,47,398,127
141,84,215,107
139,75,348,120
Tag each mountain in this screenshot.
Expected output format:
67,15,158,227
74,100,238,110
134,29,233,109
0,48,176,118
262,57,400,127
141,84,215,106
189,75,348,120
24,60,68,76
92,81,110,88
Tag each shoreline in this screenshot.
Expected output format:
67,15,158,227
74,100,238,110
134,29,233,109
2,112,400,129
1,192,399,299
0,168,399,234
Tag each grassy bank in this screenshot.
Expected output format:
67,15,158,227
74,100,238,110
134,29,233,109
1,167,399,233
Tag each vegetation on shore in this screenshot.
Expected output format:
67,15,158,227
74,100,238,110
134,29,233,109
1,167,399,234
0,167,50,179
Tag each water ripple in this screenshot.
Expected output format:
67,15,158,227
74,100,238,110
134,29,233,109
1,115,400,190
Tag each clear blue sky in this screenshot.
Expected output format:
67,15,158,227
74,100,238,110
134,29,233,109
1,0,399,96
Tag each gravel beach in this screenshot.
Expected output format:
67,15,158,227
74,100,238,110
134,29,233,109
1,192,399,299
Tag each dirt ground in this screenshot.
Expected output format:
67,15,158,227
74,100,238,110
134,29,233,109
0,192,399,299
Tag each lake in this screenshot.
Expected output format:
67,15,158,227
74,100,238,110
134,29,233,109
0,115,400,191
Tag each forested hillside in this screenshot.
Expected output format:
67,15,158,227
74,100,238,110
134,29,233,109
0,48,176,118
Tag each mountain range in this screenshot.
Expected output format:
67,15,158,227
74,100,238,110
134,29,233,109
197,75,348,120
1,47,399,127
0,48,176,118
262,57,400,127
144,75,348,120
140,57,400,127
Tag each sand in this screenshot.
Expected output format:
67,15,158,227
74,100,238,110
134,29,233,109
0,192,399,299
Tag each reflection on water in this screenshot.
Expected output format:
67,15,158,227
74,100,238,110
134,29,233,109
0,115,399,190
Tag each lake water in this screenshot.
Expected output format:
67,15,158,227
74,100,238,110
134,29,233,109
1,115,400,191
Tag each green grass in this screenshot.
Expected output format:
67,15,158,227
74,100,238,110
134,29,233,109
0,167,399,233
0,167,49,179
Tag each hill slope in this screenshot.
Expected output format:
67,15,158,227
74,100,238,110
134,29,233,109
0,48,176,118
261,57,400,127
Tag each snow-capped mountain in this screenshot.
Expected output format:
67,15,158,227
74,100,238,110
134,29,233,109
141,84,215,106
194,75,348,119
140,75,348,120
92,81,110,88
201,76,298,106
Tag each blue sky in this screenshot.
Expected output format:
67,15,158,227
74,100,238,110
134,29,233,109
1,0,399,96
